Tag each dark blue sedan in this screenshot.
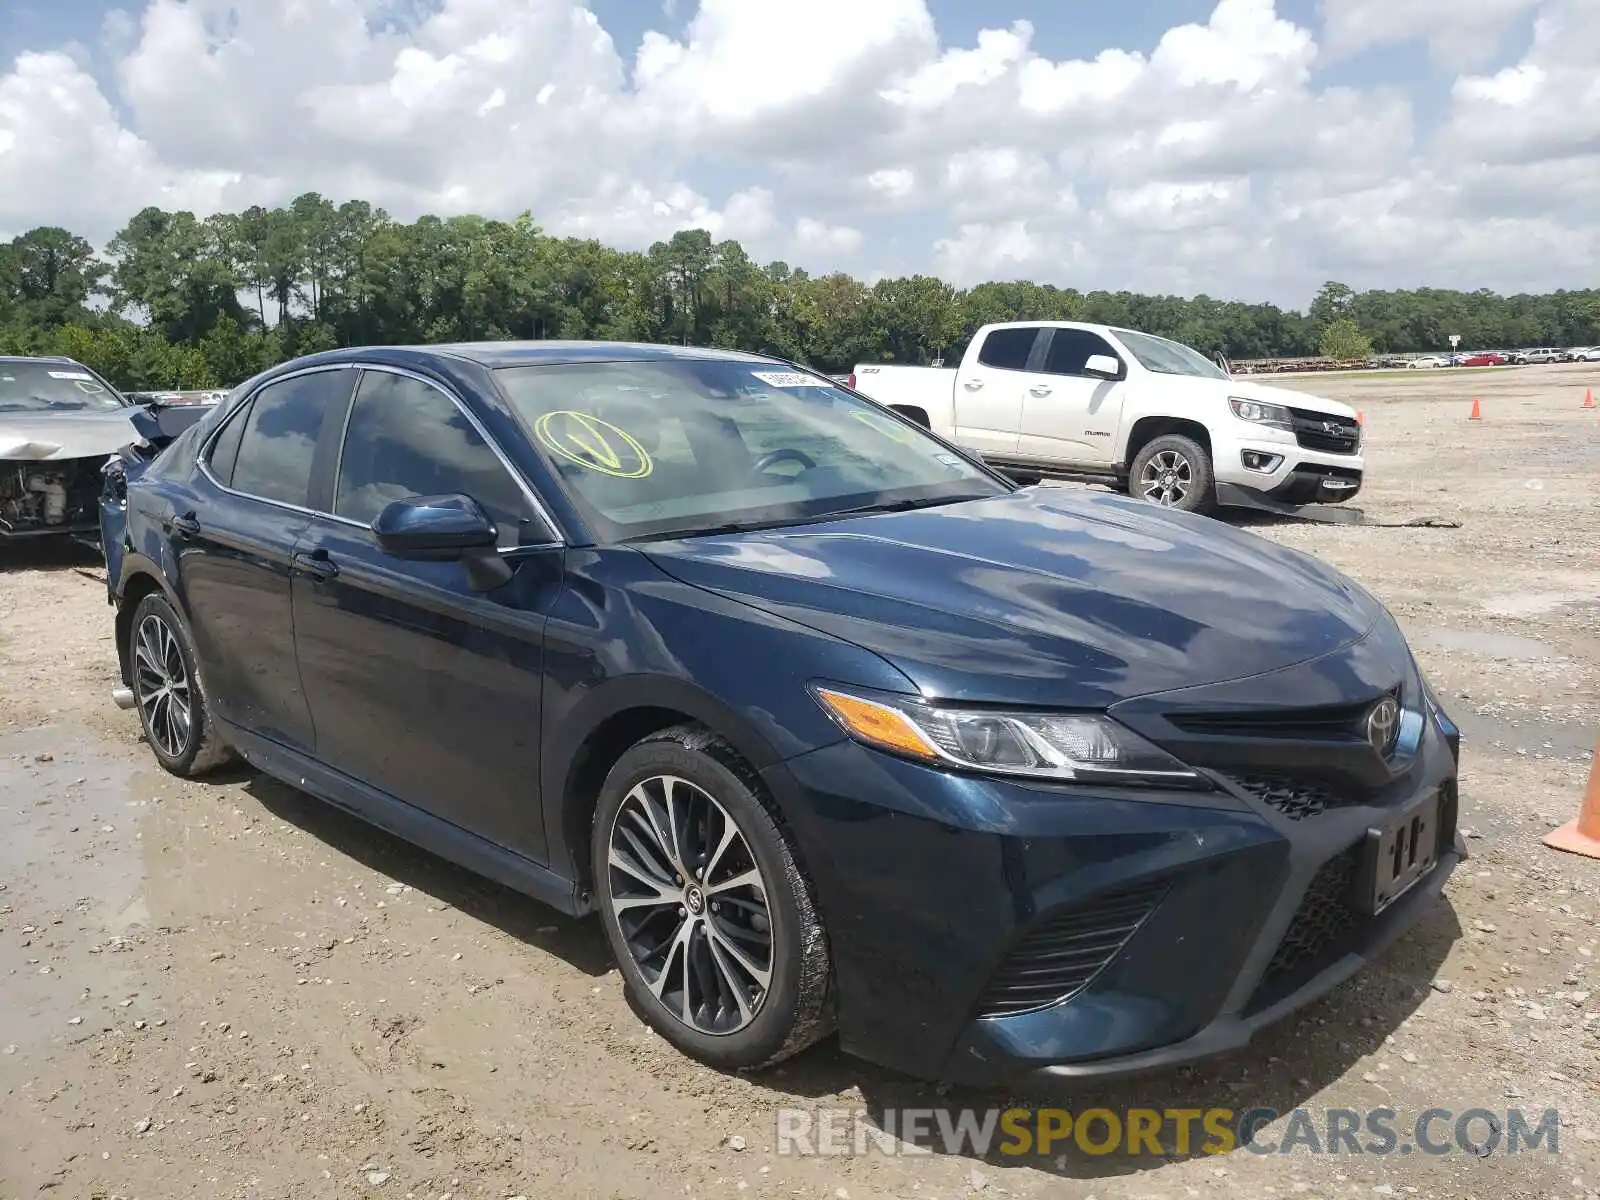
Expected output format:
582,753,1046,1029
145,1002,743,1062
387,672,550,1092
99,342,1465,1084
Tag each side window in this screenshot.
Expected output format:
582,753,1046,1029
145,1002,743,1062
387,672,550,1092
230,372,347,507
975,327,1039,371
1041,329,1120,378
206,401,251,486
334,371,538,544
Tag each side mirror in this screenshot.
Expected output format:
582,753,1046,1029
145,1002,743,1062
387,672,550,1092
1084,354,1122,380
373,493,498,561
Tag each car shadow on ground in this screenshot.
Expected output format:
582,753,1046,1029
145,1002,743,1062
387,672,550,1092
229,763,1461,1185
0,538,105,574
239,770,617,978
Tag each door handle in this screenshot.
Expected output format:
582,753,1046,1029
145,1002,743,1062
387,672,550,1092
962,379,984,391
168,512,200,538
292,549,340,582
1029,385,1053,397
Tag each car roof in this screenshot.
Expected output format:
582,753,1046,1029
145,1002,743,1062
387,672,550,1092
0,354,79,365
318,341,785,369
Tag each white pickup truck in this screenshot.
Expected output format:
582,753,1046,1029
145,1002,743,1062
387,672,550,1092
850,321,1364,514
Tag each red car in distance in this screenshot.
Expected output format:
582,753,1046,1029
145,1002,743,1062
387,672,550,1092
1461,352,1508,367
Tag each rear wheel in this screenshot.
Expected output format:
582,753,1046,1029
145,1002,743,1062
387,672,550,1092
127,592,233,777
1130,434,1216,514
591,726,833,1070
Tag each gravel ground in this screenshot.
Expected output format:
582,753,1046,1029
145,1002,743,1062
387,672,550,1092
2,363,1597,1199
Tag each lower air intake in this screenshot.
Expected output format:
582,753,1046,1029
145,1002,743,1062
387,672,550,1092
975,879,1168,1018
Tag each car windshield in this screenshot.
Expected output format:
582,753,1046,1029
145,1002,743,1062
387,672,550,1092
1113,329,1230,380
0,362,127,413
494,358,1009,541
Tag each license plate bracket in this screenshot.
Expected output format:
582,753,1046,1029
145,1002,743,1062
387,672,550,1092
1354,790,1441,916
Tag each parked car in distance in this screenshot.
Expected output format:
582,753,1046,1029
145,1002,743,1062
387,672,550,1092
1407,356,1450,369
1460,352,1508,367
850,322,1363,515
1509,348,1564,365
98,341,1465,1085
1,355,139,544
1564,346,1600,362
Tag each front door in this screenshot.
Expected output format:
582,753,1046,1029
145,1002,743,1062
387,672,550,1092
173,367,357,753
1015,328,1127,467
290,367,565,861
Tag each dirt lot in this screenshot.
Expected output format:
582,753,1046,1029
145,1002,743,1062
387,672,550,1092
3,363,1597,1200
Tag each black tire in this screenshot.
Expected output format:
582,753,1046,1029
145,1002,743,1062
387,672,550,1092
127,592,234,777
591,725,834,1071
1129,433,1216,514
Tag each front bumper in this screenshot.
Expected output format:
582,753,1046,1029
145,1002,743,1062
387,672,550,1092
1215,430,1364,509
764,689,1460,1086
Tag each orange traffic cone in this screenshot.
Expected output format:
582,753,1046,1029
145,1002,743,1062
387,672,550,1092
1468,398,1482,420
1583,388,1595,409
1356,410,1366,426
1544,735,1600,859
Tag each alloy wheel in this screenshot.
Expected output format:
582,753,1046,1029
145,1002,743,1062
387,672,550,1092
606,774,773,1035
133,612,192,759
1139,450,1193,506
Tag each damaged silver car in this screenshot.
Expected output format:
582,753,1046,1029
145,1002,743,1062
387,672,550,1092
0,355,141,543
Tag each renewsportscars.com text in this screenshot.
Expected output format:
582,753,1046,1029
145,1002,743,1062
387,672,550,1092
775,1106,1560,1159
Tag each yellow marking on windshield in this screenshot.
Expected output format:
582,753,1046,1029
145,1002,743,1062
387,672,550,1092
534,411,653,479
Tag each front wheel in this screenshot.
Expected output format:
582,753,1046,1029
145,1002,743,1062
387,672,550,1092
1129,434,1216,514
591,726,834,1071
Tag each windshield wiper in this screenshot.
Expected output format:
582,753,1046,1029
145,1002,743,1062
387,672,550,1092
830,494,982,518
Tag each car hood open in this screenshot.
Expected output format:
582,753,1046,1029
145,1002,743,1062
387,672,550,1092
0,408,141,461
641,488,1379,708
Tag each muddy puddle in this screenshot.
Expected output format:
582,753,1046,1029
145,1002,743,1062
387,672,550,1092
0,725,155,1055
1410,626,1567,662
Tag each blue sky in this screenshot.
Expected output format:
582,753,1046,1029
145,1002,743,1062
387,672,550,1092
0,0,1591,305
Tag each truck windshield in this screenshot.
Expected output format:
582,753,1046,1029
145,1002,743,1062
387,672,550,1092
1113,329,1230,380
0,362,127,413
495,359,1008,541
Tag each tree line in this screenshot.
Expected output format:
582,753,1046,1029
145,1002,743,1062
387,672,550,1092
2,193,1597,391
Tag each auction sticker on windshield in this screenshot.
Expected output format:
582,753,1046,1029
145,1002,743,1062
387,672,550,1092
48,370,95,380
533,410,653,479
750,371,821,388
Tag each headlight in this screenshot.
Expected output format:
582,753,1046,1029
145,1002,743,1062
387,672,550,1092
1228,397,1293,431
812,685,1204,787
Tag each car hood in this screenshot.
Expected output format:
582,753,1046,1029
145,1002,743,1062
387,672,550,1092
0,407,140,461
641,489,1380,708
1216,378,1356,419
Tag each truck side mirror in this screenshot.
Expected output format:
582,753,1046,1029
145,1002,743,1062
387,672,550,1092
1084,354,1122,380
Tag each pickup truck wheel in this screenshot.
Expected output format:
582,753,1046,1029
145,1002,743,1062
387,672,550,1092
1130,435,1215,514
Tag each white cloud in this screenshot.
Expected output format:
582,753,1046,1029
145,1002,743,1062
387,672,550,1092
795,217,864,255
1318,0,1542,68
0,0,1594,304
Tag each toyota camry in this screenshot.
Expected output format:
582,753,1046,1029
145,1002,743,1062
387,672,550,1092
99,342,1464,1084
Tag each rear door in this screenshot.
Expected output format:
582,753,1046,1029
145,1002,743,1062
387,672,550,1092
290,366,565,860
1014,328,1127,467
952,326,1044,458
176,367,358,753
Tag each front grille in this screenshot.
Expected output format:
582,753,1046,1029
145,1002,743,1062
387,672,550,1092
1290,407,1361,454
1248,844,1366,1011
1229,775,1349,821
1169,695,1381,741
975,879,1168,1018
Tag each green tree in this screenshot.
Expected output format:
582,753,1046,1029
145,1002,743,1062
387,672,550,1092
1318,317,1374,360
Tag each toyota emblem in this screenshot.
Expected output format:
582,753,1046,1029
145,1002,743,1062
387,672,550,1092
1366,696,1400,755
